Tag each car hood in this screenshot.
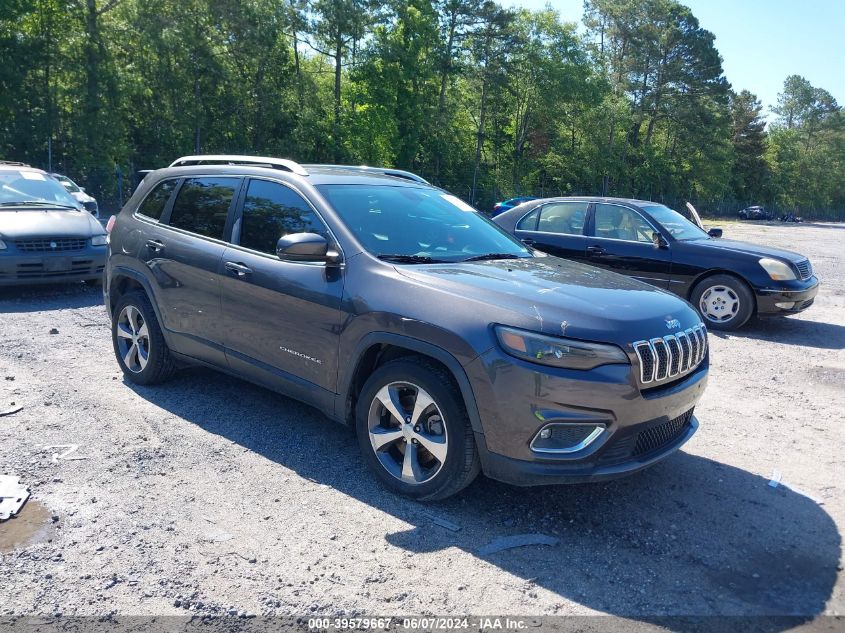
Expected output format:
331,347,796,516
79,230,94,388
685,237,806,263
0,209,105,239
71,191,96,204
394,256,702,347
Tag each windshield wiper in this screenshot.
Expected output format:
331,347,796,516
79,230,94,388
0,200,79,209
377,254,450,264
461,253,523,262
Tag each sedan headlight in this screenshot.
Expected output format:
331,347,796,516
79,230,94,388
495,325,629,370
0,239,6,250
91,234,108,246
758,257,796,281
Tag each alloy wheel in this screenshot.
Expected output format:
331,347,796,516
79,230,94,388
367,381,448,485
699,285,739,323
115,305,150,373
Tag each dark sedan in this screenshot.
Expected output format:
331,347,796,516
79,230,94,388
0,162,107,285
493,197,819,330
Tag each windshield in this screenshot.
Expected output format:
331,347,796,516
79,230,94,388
0,170,80,208
641,204,708,241
317,185,531,262
54,175,81,193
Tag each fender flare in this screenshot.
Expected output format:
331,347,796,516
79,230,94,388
107,266,172,341
340,332,484,435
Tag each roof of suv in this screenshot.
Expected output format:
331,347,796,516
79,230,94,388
161,155,430,188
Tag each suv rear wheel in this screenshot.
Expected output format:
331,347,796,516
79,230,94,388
356,357,480,500
112,291,175,384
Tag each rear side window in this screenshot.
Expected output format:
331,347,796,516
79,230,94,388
167,177,238,240
137,180,177,221
537,202,588,235
239,179,328,255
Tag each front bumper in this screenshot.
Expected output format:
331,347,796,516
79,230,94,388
464,346,708,486
755,278,819,316
0,247,106,286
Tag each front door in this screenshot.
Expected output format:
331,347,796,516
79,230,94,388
219,178,344,398
585,203,672,288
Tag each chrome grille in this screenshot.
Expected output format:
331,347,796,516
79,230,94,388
633,324,707,385
14,237,87,252
795,259,813,280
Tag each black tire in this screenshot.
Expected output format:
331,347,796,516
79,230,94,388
355,356,480,501
690,274,755,331
111,290,176,384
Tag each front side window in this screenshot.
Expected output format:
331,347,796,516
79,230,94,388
640,204,708,241
239,180,328,255
167,177,238,239
137,179,177,221
516,208,540,231
317,184,529,262
593,204,655,243
536,202,588,236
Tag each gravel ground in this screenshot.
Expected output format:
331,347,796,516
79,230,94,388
0,221,843,624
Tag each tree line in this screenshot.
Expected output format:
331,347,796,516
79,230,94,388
1,0,843,219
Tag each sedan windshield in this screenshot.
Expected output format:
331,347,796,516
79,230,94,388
317,184,531,262
0,170,80,209
641,204,708,241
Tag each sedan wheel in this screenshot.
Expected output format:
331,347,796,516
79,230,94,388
691,274,754,331
699,285,739,324
367,381,448,485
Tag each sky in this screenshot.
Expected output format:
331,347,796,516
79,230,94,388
501,0,845,116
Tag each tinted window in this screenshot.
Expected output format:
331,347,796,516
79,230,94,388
239,180,328,254
593,204,654,243
317,184,529,262
516,208,539,230
536,202,588,235
137,179,177,221
168,177,237,239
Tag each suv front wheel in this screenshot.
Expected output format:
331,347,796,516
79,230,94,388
356,357,480,500
112,291,175,385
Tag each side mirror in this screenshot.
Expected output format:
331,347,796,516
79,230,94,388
276,232,341,265
652,232,668,249
707,228,723,238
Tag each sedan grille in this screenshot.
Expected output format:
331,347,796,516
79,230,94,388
795,259,813,280
633,324,707,386
14,237,87,252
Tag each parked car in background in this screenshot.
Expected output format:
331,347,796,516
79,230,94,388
51,173,99,218
105,155,709,500
738,205,772,220
491,196,537,217
0,161,107,285
493,197,818,331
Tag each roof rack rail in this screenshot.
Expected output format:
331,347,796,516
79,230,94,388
169,155,308,176
0,160,31,167
303,164,429,184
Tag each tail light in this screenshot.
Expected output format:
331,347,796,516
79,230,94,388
106,215,117,233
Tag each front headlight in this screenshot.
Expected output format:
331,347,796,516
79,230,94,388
91,234,108,246
494,325,629,370
0,239,6,250
759,257,796,281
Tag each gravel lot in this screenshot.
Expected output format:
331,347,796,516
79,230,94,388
1,221,843,624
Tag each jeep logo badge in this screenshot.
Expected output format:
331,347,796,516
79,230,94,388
50,241,57,249
665,318,681,330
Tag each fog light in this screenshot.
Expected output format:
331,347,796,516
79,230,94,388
530,423,605,454
775,301,796,309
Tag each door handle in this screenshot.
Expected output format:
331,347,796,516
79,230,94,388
146,239,165,253
587,245,606,256
224,261,253,277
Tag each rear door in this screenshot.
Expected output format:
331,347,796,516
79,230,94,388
219,178,344,398
513,201,589,262
149,176,241,363
585,203,672,288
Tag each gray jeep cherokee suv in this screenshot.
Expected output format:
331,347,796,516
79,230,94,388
104,155,709,500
